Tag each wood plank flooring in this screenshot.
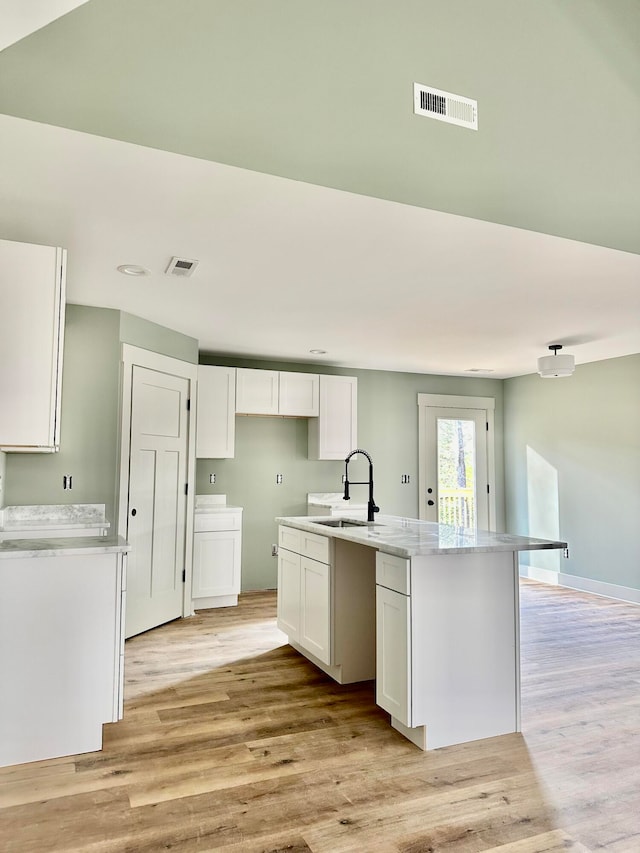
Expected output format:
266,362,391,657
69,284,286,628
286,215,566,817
1,580,639,852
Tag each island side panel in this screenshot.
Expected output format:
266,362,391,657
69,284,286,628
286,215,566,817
410,550,520,749
332,539,377,683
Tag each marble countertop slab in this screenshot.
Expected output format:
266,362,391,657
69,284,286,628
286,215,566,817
0,535,130,559
307,492,367,509
0,504,110,531
195,495,243,513
276,514,568,559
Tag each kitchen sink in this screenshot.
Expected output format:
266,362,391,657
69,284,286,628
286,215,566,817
313,518,368,527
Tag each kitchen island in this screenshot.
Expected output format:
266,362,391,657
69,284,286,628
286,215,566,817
0,535,129,767
275,514,567,750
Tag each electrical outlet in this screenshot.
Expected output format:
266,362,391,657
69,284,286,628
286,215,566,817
401,474,410,484
271,544,278,557
209,473,216,484
276,473,283,484
63,474,73,490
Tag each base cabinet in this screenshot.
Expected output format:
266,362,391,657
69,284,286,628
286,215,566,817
299,557,330,664
276,526,376,683
376,584,411,725
192,505,243,608
375,549,520,750
277,526,331,666
0,548,126,768
276,547,302,642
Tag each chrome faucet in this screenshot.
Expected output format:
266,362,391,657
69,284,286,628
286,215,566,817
343,448,379,522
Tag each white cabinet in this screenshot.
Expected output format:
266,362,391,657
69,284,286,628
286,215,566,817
277,525,378,683
277,525,331,665
192,506,242,608
0,546,127,767
300,557,331,664
308,374,357,460
277,545,301,641
279,371,319,417
236,368,279,415
376,580,411,725
0,238,66,452
196,365,236,458
236,368,319,417
375,549,519,750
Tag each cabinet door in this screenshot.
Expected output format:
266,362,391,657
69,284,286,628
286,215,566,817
236,368,279,415
279,371,319,417
308,374,357,460
0,238,66,451
277,547,301,641
196,365,236,458
300,557,331,665
376,585,411,726
192,530,241,597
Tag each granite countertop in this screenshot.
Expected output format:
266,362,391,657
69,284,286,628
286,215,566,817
0,535,130,559
276,514,568,559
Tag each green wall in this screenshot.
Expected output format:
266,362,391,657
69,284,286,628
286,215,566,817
120,311,198,364
5,304,198,524
5,304,121,520
197,355,504,590
504,354,640,591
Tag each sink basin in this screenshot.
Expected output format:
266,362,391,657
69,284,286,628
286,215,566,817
313,518,368,528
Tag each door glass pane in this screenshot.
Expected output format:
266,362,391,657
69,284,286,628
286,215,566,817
437,418,477,528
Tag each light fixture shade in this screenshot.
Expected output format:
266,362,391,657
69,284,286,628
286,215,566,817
537,352,575,378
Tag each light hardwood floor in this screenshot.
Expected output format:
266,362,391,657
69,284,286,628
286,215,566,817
1,580,639,852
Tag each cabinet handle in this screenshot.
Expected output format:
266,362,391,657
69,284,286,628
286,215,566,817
427,500,434,506
131,508,137,517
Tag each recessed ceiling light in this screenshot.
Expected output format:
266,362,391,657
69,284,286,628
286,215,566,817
309,349,327,355
117,264,149,277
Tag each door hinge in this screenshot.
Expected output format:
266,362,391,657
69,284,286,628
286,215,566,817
487,484,490,494
182,569,186,583
185,483,189,496
486,421,489,431
186,398,191,411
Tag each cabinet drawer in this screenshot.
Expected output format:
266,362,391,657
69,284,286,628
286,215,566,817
300,530,329,564
376,552,411,595
279,526,330,564
279,525,301,553
194,511,242,532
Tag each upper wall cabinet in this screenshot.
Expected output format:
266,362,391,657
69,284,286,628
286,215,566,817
235,368,319,417
279,371,319,417
196,365,236,459
309,375,357,460
0,238,66,452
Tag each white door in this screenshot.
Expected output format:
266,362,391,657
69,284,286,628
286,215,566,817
125,365,190,638
418,395,495,531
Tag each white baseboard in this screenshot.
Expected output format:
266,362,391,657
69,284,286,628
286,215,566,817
520,564,640,605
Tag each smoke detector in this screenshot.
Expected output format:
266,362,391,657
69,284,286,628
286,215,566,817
413,83,478,130
165,256,199,277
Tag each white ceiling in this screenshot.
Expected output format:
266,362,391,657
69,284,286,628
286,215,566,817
1,114,639,379
0,0,90,51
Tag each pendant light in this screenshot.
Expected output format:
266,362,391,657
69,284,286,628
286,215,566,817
537,344,575,378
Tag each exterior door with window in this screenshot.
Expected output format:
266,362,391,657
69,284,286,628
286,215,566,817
418,394,495,531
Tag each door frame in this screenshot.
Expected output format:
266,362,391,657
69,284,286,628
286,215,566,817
417,393,496,531
117,344,198,620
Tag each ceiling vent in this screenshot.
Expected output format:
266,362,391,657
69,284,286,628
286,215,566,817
165,256,199,277
413,83,478,130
